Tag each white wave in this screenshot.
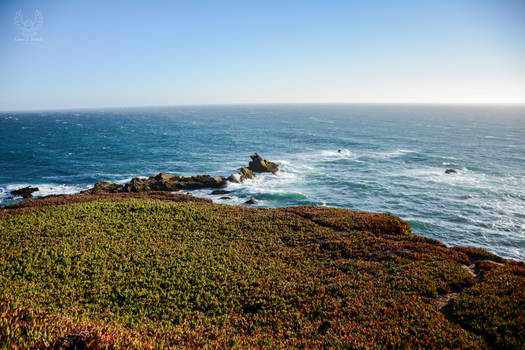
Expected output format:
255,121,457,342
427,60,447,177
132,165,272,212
275,158,315,171
396,167,477,183
186,159,308,206
391,167,519,197
371,149,417,159
116,177,134,184
227,168,301,195
190,188,259,206
319,148,354,158
1,183,86,201
308,148,421,163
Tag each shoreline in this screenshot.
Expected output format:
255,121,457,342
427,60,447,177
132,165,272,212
2,151,524,262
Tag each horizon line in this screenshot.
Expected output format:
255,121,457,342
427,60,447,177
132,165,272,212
2,101,525,113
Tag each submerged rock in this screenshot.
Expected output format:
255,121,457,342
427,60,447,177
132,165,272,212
211,190,231,195
245,199,257,205
445,169,457,174
248,153,279,173
11,186,39,199
220,196,232,200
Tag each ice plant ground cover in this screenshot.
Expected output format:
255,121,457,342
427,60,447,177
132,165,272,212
0,192,523,349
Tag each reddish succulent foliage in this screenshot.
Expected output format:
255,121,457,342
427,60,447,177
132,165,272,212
452,262,525,350
0,193,523,349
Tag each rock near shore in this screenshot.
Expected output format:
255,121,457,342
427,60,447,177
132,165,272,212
85,174,227,195
124,173,227,192
11,186,39,199
83,153,278,195
248,153,279,174
89,182,124,194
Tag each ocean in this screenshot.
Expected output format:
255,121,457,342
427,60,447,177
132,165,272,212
1,104,524,260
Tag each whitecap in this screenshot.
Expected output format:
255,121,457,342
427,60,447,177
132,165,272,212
0,183,87,204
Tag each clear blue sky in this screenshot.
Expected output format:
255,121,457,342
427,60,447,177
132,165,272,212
1,0,524,110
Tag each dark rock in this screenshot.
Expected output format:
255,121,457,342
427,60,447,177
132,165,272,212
83,154,278,195
337,149,342,153
84,182,124,194
153,172,175,181
239,167,255,181
220,196,232,200
170,175,226,190
11,186,39,198
84,173,228,194
248,153,279,174
211,190,231,195
123,174,227,192
245,199,257,205
124,177,151,192
212,176,228,188
445,169,458,174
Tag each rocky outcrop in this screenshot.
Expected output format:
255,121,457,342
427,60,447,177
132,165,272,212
124,177,152,192
83,173,227,194
124,173,226,192
226,154,278,184
445,169,458,174
244,199,257,205
11,186,39,199
83,154,279,194
89,182,124,194
248,153,279,174
239,167,255,181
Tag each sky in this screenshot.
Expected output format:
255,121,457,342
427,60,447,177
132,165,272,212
0,0,524,110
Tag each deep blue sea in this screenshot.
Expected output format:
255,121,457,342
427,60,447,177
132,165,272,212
1,105,524,260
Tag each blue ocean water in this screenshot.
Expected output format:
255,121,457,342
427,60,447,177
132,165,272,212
1,105,524,260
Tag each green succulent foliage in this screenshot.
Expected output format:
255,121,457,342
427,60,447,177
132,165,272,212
0,197,523,349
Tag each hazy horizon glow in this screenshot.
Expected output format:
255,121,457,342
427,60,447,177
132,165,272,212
1,0,524,111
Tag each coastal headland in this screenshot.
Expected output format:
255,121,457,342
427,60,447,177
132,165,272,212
0,155,523,349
